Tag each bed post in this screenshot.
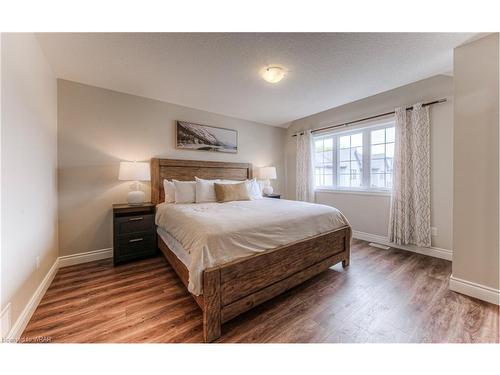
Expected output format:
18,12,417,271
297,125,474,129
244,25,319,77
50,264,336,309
202,268,221,342
342,227,351,268
150,158,160,205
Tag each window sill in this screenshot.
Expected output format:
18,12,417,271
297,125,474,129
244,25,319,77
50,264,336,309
314,188,392,197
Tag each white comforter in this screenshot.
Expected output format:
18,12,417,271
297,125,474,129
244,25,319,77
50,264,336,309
155,198,350,295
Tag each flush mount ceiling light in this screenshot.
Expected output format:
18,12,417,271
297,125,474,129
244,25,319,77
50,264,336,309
261,66,286,83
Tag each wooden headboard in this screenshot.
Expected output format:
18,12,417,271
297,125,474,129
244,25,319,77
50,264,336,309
150,158,253,204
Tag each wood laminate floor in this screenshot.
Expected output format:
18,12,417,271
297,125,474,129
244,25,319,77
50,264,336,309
22,240,499,343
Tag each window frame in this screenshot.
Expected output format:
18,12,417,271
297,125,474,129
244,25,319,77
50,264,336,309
313,119,395,195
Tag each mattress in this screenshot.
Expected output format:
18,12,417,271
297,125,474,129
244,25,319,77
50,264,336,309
155,198,350,295
157,227,191,267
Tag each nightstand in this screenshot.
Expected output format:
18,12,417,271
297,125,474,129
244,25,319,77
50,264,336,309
264,193,281,199
113,203,157,265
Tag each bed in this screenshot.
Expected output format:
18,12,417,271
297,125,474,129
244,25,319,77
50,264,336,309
151,158,351,342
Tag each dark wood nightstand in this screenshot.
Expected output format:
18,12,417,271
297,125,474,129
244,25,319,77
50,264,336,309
113,203,157,265
264,193,281,199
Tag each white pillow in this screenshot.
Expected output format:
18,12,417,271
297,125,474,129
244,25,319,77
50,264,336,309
247,178,263,200
173,180,196,204
195,177,220,203
163,179,176,203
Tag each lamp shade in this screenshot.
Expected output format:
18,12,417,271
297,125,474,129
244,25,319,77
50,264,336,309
118,161,150,181
257,166,277,180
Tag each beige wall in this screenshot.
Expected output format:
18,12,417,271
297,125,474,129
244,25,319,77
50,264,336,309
1,33,58,332
58,80,286,256
452,33,499,290
285,75,454,250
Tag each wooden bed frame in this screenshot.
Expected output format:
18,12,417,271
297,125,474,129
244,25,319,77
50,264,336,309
150,158,351,342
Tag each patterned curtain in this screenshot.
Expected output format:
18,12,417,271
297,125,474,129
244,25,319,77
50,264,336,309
296,130,315,202
389,103,431,247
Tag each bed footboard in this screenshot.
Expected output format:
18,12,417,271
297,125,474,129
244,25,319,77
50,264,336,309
201,226,351,342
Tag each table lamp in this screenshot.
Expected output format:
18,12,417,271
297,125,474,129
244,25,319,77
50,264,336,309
257,166,277,195
118,161,150,205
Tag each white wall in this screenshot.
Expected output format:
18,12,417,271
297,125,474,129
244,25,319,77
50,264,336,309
452,33,499,292
286,75,454,251
1,33,58,334
58,80,286,256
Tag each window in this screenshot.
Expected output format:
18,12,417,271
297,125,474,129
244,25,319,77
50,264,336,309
313,121,395,192
370,127,394,189
338,132,363,188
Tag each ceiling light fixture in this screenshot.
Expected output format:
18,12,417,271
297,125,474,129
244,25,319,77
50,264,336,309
261,66,286,83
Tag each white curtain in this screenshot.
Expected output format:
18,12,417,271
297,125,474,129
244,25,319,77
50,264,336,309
389,103,431,247
296,130,314,202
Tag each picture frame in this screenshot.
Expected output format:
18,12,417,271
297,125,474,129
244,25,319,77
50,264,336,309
175,120,238,153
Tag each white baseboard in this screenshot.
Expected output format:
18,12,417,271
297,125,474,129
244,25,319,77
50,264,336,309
352,230,453,261
449,275,500,306
58,248,113,268
4,247,114,342
1,303,12,339
5,258,59,341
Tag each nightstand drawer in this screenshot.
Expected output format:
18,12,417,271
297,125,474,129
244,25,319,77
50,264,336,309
115,214,154,235
116,233,156,257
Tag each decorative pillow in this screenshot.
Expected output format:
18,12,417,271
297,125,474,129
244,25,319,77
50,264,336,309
163,179,176,203
220,179,262,200
195,177,220,203
214,182,251,203
173,180,196,204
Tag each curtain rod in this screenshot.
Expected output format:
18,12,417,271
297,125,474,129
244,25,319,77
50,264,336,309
291,98,447,137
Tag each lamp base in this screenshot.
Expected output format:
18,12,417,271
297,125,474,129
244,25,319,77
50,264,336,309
262,185,273,195
127,190,145,205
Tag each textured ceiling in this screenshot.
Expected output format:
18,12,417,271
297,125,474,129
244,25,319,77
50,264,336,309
36,32,478,127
